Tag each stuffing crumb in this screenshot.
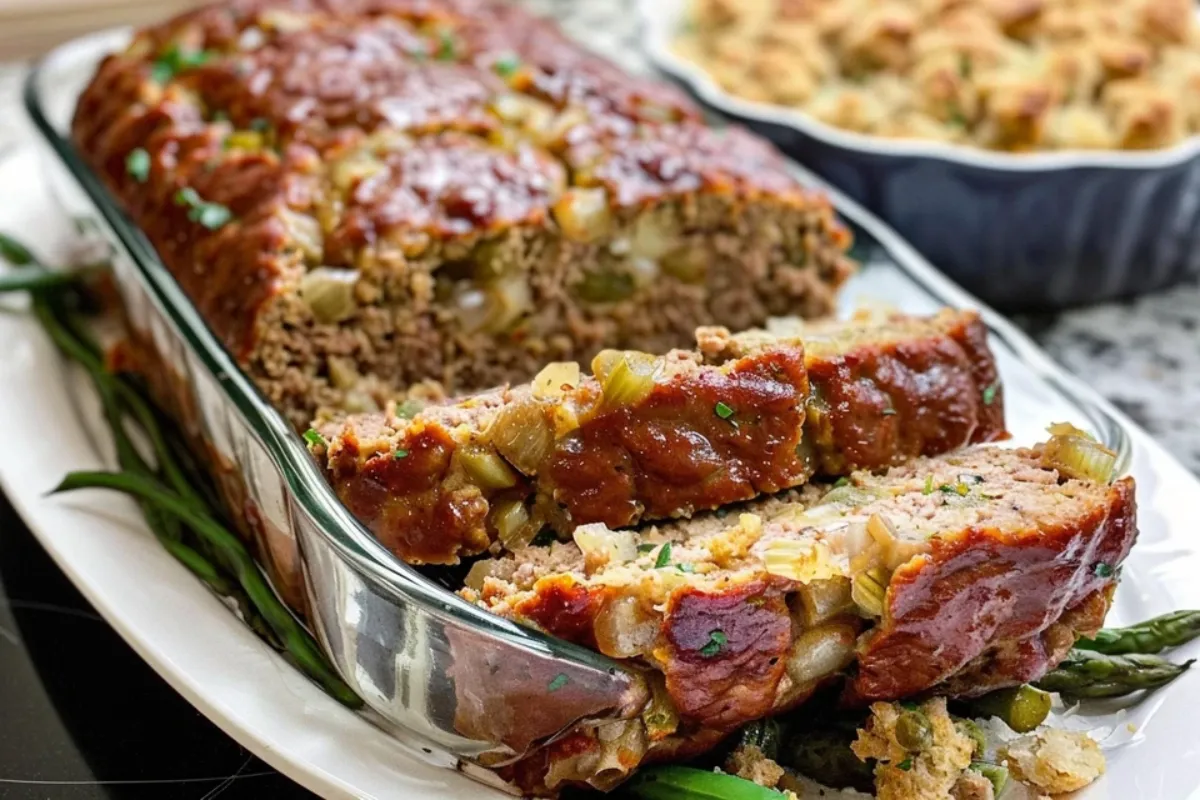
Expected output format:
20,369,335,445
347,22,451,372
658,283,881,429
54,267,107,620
1000,729,1105,794
851,698,976,800
950,769,995,800
727,743,786,788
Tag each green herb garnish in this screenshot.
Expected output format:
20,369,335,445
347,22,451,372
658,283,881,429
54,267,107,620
637,543,659,553
394,399,425,419
249,117,271,132
714,401,735,420
959,54,973,79
303,428,326,447
174,187,233,230
1095,562,1114,578
983,381,999,406
897,758,913,771
151,44,214,84
834,477,850,488
435,29,458,61
126,148,151,183
923,475,934,495
531,528,557,547
655,542,673,569
699,630,728,658
547,673,570,692
493,52,521,78
394,448,409,459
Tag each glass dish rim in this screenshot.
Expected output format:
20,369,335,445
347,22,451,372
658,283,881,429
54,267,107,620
20,30,634,678
21,24,1133,687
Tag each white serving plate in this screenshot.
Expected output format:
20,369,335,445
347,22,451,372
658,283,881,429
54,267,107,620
2,130,1199,798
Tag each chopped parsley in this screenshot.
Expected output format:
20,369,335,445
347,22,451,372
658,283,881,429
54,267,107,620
714,401,735,420
982,381,999,406
939,482,970,496
174,187,232,230
1094,562,1114,578
394,448,409,459
699,630,728,658
151,44,214,84
435,29,458,61
302,428,325,447
882,407,898,416
493,52,522,79
547,673,570,692
249,117,271,133
897,758,913,771
959,54,973,79
923,475,934,495
125,148,150,183
834,477,850,488
637,543,659,553
394,399,425,419
654,542,673,569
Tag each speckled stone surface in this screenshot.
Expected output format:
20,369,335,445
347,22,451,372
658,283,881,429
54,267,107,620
1,3,1196,473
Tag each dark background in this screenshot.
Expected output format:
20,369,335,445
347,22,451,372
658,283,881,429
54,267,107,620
0,491,313,799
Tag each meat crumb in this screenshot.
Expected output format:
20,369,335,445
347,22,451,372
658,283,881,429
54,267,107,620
1000,729,1106,795
726,743,787,789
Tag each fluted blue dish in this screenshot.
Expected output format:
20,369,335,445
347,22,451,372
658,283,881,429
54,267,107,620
638,0,1200,310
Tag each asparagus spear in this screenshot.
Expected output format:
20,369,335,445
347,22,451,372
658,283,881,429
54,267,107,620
1076,611,1200,655
961,685,1052,733
1035,649,1194,699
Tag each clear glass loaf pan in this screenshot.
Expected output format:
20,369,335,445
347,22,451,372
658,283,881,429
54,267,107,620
24,27,1132,779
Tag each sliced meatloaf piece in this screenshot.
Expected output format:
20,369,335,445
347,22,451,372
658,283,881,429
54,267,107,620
71,0,855,429
462,436,1136,794
310,309,1005,564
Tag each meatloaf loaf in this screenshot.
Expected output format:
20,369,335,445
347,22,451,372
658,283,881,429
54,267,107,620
71,0,856,428
310,309,1005,564
463,435,1136,793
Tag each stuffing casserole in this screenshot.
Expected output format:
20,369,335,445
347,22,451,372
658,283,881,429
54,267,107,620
677,0,1200,152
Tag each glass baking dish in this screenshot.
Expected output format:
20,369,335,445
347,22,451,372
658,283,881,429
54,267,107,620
23,27,1133,782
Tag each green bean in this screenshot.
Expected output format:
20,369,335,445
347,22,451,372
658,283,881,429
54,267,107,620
1036,649,1194,699
624,766,786,800
0,267,85,294
1076,611,1200,655
52,470,361,707
0,231,34,265
962,685,1052,733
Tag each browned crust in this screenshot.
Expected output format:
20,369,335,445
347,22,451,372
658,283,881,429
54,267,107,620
804,310,1007,474
851,476,1137,701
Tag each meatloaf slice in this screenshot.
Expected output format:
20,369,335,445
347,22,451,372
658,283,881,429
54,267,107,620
71,0,855,429
311,309,1005,564
462,436,1136,793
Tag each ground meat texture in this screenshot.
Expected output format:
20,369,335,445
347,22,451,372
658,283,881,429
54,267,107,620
71,0,855,430
315,310,1004,565
462,440,1137,792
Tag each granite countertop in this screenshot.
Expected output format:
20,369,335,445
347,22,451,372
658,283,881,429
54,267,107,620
1,2,1196,474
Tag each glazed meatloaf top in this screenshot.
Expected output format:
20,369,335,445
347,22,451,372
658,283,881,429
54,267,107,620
72,0,855,427
465,435,1135,793
311,309,1005,564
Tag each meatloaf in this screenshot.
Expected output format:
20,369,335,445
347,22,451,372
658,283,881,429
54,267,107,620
310,309,1005,564
71,0,856,428
463,436,1136,793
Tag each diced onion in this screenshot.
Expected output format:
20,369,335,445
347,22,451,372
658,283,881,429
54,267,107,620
593,350,663,409
553,188,613,243
628,214,678,261
331,152,384,192
818,485,886,510
488,402,555,475
1042,423,1117,483
796,577,855,627
575,269,636,303
279,208,324,262
454,275,532,334
573,522,637,573
458,444,519,490
327,356,360,390
785,623,857,686
762,539,843,583
533,362,582,399
593,595,657,659
865,513,928,570
463,558,503,592
490,499,540,550
851,566,891,618
299,267,359,324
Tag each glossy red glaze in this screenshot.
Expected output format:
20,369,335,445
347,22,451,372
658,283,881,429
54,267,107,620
852,477,1137,701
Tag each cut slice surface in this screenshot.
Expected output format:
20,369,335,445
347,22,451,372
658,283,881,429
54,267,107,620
463,438,1136,794
313,309,1006,564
